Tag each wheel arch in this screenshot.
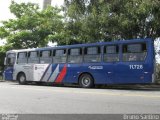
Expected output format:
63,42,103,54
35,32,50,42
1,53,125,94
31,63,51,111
16,71,26,81
78,72,95,84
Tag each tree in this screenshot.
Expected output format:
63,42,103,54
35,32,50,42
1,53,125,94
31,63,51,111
63,0,160,43
0,1,64,49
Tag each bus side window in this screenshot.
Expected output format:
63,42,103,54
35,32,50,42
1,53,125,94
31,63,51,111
40,50,52,64
123,43,147,61
17,52,27,64
68,48,82,63
84,46,101,63
104,45,119,62
53,49,67,63
28,51,39,63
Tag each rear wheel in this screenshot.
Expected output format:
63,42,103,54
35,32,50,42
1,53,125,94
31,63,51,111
18,73,27,85
79,74,94,88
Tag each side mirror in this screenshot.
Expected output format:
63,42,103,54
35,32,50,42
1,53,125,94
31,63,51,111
4,57,6,65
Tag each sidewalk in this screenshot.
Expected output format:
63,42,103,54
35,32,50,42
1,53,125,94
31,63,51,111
0,79,5,82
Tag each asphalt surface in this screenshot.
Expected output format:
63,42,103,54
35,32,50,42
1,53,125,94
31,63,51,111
0,81,160,115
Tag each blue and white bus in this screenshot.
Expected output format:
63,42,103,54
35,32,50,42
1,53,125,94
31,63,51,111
3,38,155,88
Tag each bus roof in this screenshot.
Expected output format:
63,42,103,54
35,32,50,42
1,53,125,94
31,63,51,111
6,38,152,54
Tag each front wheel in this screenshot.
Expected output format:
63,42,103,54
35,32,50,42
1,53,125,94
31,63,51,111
18,73,27,85
79,74,94,88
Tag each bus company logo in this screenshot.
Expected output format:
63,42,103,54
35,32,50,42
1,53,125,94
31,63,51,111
88,66,103,70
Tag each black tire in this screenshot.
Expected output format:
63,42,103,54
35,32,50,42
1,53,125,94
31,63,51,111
79,74,94,88
18,73,27,85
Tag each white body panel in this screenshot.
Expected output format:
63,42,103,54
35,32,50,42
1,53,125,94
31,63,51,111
13,63,50,81
33,64,50,81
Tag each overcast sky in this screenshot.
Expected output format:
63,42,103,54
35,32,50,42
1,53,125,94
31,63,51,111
0,0,64,21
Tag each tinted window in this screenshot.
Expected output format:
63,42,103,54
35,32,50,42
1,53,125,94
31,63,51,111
17,52,27,64
41,51,51,57
84,46,101,63
29,51,38,58
123,43,147,61
28,51,39,63
70,48,80,55
104,45,119,62
106,46,118,54
68,48,82,63
40,50,52,63
87,47,99,55
53,49,66,63
55,49,66,56
19,52,27,58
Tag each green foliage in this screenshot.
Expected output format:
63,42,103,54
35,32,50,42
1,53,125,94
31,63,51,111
0,1,64,69
0,1,63,49
156,63,160,83
64,0,160,43
1,0,160,48
0,46,6,71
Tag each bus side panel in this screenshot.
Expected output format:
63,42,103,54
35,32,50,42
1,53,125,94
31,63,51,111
114,40,154,84
13,64,34,81
52,64,67,83
64,64,82,84
114,62,149,84
143,63,153,83
64,63,107,84
144,39,154,83
81,63,107,84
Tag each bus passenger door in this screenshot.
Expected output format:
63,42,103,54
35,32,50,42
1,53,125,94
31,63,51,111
4,53,16,80
103,45,119,84
4,67,13,80
103,63,114,84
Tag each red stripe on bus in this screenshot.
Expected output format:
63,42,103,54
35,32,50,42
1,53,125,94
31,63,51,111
55,65,67,83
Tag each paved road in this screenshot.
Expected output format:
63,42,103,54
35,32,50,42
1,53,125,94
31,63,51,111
0,81,160,114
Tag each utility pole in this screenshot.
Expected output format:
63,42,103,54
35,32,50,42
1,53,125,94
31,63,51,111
43,0,52,9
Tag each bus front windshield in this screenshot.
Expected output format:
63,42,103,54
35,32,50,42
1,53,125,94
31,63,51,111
6,53,16,66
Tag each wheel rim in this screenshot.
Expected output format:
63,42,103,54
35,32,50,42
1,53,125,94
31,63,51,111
20,75,25,82
81,76,91,86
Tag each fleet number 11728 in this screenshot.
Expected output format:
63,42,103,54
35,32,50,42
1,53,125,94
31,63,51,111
129,65,143,69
